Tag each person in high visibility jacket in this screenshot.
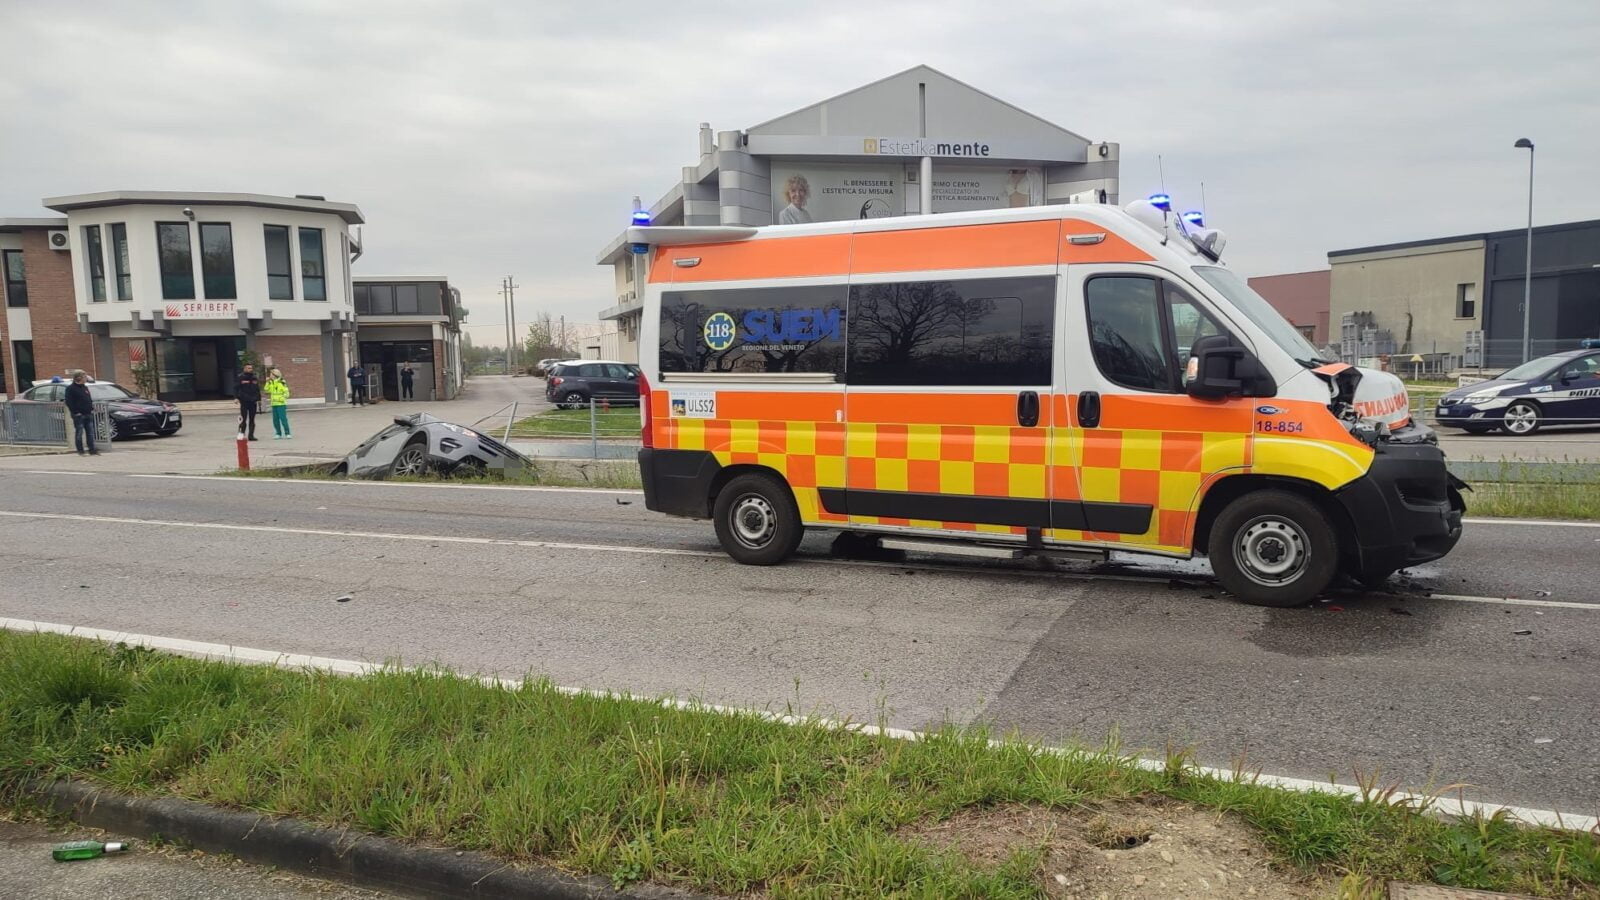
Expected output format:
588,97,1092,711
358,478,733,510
263,368,292,439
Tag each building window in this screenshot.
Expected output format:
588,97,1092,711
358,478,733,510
353,283,370,315
156,222,194,300
110,223,131,300
12,340,35,386
1456,283,1476,318
368,284,394,315
298,227,325,300
847,276,1056,386
83,225,106,301
264,225,294,300
395,283,419,314
199,223,236,299
3,249,25,307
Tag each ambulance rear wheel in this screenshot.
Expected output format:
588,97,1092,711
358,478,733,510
1208,490,1338,608
713,472,803,566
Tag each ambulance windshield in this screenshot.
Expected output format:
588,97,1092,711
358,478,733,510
1194,267,1328,367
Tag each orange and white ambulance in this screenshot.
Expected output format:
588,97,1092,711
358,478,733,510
629,198,1465,606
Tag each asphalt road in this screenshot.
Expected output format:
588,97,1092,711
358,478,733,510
1,471,1596,818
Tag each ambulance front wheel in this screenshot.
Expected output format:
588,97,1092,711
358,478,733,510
1207,490,1339,608
713,472,804,566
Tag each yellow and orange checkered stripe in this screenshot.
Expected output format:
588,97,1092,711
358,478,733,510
656,390,1372,555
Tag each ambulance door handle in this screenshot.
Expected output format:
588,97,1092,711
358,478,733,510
1016,391,1040,428
1079,391,1101,428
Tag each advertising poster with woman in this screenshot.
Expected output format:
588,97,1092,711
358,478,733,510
770,163,904,224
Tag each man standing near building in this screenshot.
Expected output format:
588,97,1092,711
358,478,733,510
235,363,260,441
400,363,415,400
64,372,99,456
347,363,368,406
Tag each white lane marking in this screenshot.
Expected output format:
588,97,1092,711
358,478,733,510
0,508,1594,610
126,474,641,495
1462,517,1600,529
0,510,715,558
1,616,1592,835
1427,593,1599,610
22,470,97,476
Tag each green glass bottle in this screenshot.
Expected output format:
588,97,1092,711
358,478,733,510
51,840,129,861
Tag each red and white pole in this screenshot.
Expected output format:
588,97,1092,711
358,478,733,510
236,420,250,471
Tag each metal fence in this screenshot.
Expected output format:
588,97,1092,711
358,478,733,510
0,402,114,449
470,399,641,460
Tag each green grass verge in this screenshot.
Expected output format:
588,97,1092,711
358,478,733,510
1467,482,1600,520
1,631,1595,898
508,405,641,439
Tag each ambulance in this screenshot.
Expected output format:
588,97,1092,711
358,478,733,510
628,198,1466,607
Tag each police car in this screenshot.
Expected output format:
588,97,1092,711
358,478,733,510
1435,346,1600,435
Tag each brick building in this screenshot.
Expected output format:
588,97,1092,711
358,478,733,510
3,192,363,402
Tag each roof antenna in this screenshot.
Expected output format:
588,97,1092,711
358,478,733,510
1158,154,1166,193
1200,181,1208,219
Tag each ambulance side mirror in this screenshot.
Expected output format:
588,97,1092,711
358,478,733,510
1186,335,1276,399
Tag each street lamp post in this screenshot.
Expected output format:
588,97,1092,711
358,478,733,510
1514,138,1534,364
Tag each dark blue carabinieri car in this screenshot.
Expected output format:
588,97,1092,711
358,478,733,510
1435,349,1600,435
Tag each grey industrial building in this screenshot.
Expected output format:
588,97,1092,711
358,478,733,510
594,65,1120,361
1329,219,1600,370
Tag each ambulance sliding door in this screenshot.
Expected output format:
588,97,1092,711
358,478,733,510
836,267,1058,535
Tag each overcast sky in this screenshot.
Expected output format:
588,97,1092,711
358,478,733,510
3,0,1594,347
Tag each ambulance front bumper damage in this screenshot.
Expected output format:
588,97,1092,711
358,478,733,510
1333,441,1465,574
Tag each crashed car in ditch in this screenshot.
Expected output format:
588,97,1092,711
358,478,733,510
335,413,530,479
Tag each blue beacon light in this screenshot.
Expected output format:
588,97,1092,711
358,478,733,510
1182,210,1204,226
1148,193,1172,211
629,209,651,255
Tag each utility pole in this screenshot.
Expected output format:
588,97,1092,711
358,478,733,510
1514,138,1535,364
500,278,512,375
560,315,566,356
506,274,520,372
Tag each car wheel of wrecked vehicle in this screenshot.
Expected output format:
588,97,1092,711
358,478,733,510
1208,490,1338,608
713,472,804,566
390,441,431,478
1501,401,1542,436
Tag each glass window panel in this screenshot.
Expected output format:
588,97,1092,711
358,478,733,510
395,284,419,314
84,225,106,301
1085,277,1171,392
3,250,25,307
298,228,325,300
264,225,294,300
156,222,194,300
846,276,1055,386
199,223,236,299
659,284,847,374
111,223,131,300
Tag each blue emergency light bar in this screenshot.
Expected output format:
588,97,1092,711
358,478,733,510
1148,193,1172,211
629,209,652,254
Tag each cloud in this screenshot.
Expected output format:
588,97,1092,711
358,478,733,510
3,0,1594,344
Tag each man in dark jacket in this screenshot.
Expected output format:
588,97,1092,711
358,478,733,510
348,364,368,406
400,363,415,400
235,364,261,441
64,372,99,456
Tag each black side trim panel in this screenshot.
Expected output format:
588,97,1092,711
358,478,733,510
818,487,1152,535
638,448,720,518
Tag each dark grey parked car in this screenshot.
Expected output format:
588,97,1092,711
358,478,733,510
544,361,641,409
336,413,530,479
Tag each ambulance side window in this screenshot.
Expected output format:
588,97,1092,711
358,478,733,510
1166,288,1225,371
1085,277,1172,391
846,275,1055,386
